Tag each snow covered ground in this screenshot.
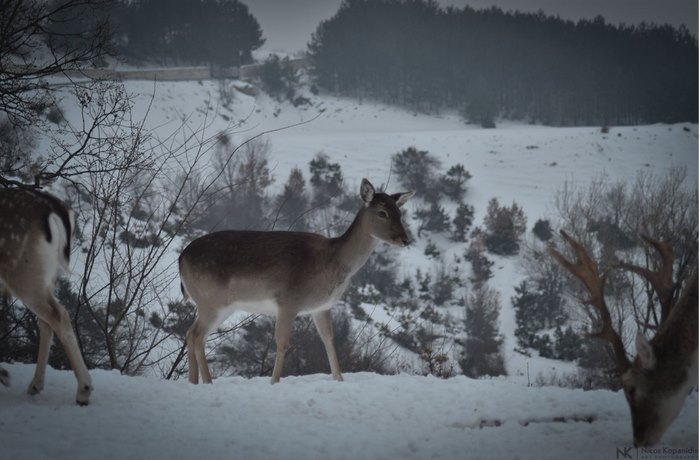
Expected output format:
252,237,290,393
0,363,697,460
2,76,697,459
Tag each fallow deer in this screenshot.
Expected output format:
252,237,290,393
179,178,414,384
549,230,697,446
0,187,92,405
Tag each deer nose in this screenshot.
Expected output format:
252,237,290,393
634,438,651,448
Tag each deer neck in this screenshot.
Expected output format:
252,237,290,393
332,207,377,277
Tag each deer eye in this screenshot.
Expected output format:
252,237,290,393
377,210,388,219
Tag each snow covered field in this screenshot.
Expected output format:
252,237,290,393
1,363,697,460
1,77,697,459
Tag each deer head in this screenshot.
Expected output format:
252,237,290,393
360,178,413,246
549,231,697,446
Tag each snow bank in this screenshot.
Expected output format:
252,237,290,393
0,364,696,460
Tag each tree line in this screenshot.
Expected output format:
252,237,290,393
117,0,264,66
40,0,265,67
308,0,698,127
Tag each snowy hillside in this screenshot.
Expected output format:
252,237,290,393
1,362,697,460
113,77,698,381
1,75,697,459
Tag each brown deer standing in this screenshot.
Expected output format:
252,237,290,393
0,188,92,405
549,230,697,446
179,178,413,384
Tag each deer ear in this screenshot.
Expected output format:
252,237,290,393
360,179,375,203
636,332,656,371
391,191,414,208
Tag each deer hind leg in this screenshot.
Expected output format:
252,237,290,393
271,309,296,384
27,319,53,395
186,317,213,384
187,308,227,384
41,296,92,405
185,321,200,384
312,310,344,382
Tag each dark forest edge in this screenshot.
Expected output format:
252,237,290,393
37,0,698,127
307,0,698,127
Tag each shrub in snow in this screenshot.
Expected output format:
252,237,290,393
0,118,36,179
424,240,440,259
512,276,575,361
217,309,393,378
392,146,441,201
440,164,471,202
414,202,450,236
420,346,453,379
464,232,494,285
532,218,553,242
431,263,459,306
483,197,527,255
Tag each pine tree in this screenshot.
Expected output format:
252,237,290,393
441,164,471,202
554,326,583,361
512,281,541,350
309,153,344,207
460,284,506,378
275,168,309,230
452,203,475,241
414,202,450,236
465,230,493,285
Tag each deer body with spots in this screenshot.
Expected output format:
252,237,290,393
179,179,413,384
0,188,92,405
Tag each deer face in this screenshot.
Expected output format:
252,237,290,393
360,179,413,246
622,333,695,447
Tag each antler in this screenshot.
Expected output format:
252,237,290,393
548,230,631,372
616,235,675,323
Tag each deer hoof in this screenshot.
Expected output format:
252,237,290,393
0,369,10,387
27,384,42,396
75,384,92,405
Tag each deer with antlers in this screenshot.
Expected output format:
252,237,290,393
0,187,92,405
549,230,697,447
179,178,413,385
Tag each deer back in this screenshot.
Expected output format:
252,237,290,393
0,188,74,294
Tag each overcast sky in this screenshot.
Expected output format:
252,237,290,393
243,0,698,54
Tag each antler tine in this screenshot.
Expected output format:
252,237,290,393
549,230,606,302
616,234,675,322
548,230,631,372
